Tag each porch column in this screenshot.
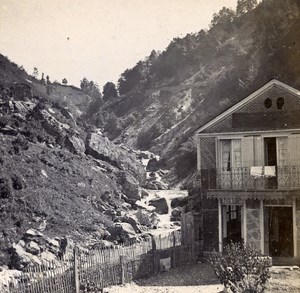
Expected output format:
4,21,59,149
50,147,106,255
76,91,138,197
243,200,247,244
293,198,297,257
260,199,264,254
218,199,222,252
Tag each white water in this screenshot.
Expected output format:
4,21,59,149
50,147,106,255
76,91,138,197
136,189,188,236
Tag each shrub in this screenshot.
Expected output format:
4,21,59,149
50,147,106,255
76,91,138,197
0,115,9,128
0,176,12,199
11,174,23,190
136,124,161,150
209,242,270,293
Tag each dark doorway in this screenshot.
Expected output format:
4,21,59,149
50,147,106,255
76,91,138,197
268,207,293,257
264,137,278,188
223,205,242,245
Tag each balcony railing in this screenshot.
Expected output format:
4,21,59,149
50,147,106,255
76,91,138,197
200,166,300,190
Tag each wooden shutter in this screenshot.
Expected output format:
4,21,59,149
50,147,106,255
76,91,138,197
277,137,288,166
254,136,264,166
288,134,300,166
242,137,254,167
232,139,242,168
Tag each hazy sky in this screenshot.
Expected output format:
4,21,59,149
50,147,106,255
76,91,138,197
0,0,238,88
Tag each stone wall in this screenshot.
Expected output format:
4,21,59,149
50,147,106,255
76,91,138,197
246,200,261,251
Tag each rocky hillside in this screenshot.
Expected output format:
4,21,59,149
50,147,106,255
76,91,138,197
87,0,300,186
0,57,156,267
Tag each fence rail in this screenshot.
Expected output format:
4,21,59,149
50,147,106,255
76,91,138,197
7,230,198,293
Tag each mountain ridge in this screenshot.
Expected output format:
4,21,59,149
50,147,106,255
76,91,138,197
87,0,300,186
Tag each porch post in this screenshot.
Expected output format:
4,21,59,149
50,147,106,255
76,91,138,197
243,200,247,244
218,199,223,252
293,198,297,257
260,199,264,254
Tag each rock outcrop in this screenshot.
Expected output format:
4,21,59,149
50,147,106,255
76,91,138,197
0,77,148,267
65,135,85,155
108,222,137,243
86,132,146,184
149,197,168,215
117,171,142,201
9,229,64,269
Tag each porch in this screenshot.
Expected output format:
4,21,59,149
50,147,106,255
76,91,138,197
209,195,300,259
200,166,300,191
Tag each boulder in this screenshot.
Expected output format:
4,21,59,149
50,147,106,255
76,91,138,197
138,151,150,159
150,212,160,227
144,182,157,190
121,202,132,210
47,238,60,254
40,251,56,263
86,132,146,184
171,208,182,221
149,197,168,215
24,229,43,240
13,101,32,115
9,243,42,269
88,240,115,249
117,171,141,201
65,135,85,155
141,189,149,198
25,241,40,255
60,107,75,121
171,196,187,208
100,190,111,201
135,210,152,227
108,222,137,243
0,268,22,293
146,158,160,172
122,215,142,233
0,125,17,135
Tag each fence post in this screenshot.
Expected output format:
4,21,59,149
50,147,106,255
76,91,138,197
74,246,80,293
151,235,157,273
172,231,176,268
120,255,125,284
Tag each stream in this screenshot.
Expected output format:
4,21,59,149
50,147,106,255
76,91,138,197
136,189,188,235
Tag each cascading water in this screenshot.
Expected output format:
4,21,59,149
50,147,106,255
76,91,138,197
136,189,188,235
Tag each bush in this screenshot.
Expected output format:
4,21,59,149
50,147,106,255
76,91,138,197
11,174,23,190
209,242,270,293
0,177,12,199
0,115,9,128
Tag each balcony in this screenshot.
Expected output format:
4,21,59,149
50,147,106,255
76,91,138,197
200,166,300,191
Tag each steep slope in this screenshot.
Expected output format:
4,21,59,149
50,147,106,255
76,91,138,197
0,56,147,266
87,0,300,186
0,53,95,119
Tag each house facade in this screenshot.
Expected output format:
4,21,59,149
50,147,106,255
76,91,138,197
195,80,300,258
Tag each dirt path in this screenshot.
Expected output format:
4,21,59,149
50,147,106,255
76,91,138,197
107,263,223,293
107,263,300,293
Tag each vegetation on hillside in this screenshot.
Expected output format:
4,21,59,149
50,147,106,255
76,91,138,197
86,0,300,186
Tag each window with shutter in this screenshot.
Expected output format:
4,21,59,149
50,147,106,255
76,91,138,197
288,134,300,166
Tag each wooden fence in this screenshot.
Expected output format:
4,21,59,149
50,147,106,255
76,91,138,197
7,230,199,293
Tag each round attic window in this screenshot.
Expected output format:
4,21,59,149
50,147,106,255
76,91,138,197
277,97,284,110
264,98,272,109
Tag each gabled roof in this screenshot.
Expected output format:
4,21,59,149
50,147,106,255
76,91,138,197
196,79,300,135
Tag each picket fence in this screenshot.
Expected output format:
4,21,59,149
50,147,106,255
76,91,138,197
7,230,199,293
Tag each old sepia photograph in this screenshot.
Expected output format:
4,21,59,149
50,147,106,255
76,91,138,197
0,0,300,292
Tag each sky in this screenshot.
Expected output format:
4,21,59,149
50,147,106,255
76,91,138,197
0,0,238,89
